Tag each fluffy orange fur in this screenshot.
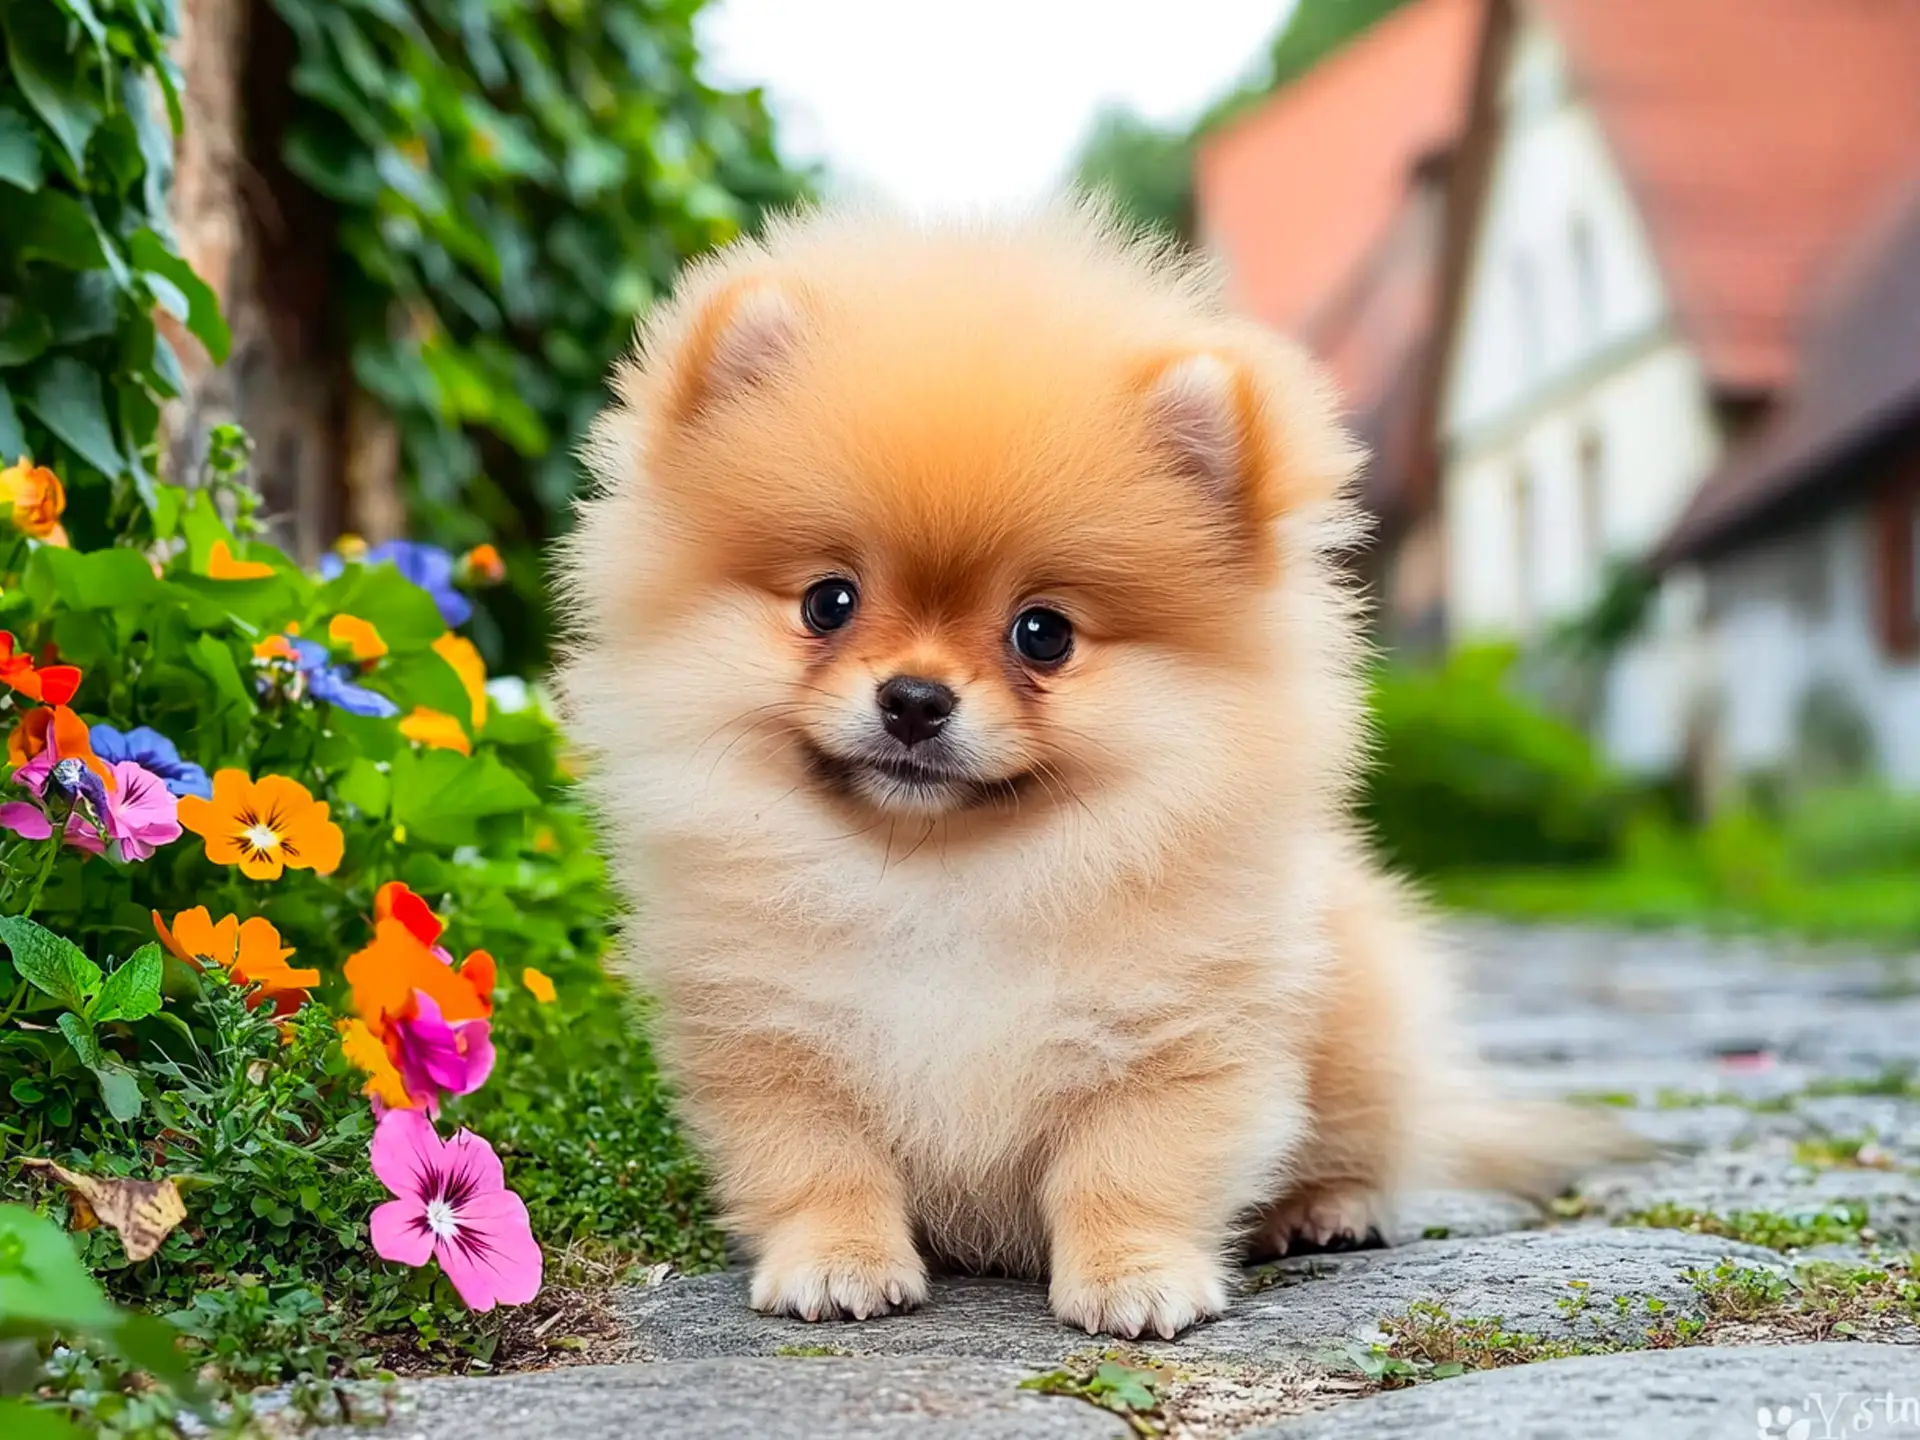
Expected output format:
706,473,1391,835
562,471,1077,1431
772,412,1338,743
556,203,1624,1339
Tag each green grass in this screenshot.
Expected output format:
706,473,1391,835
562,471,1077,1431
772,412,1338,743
1616,1201,1872,1252
1433,866,1920,945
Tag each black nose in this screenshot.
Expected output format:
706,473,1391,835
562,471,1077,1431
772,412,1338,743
876,675,956,747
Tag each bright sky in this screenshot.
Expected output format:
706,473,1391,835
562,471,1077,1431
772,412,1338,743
700,0,1296,215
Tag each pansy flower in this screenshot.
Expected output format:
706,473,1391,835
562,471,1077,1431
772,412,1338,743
177,769,344,879
432,634,488,729
0,458,69,545
0,632,80,705
154,907,318,1014
4,753,176,860
90,724,213,800
368,1110,541,1311
289,637,398,718
329,613,388,662
399,707,470,755
459,544,505,586
6,706,113,787
324,539,471,627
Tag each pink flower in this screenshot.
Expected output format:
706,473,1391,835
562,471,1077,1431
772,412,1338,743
7,755,179,860
369,1109,541,1311
389,989,495,1116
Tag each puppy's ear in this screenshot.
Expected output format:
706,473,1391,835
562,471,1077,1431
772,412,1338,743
1140,344,1360,524
667,279,805,420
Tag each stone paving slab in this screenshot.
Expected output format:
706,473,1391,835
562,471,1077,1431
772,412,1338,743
1249,1342,1920,1440
330,1357,1126,1440
618,1228,1772,1366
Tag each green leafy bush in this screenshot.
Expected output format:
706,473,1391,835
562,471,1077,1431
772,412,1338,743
263,0,807,658
1364,645,1630,874
1,0,227,539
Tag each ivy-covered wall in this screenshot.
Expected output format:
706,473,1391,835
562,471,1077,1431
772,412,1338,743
1,0,227,548
169,0,808,665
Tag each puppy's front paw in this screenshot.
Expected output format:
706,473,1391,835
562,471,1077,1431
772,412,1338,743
749,1231,929,1322
1049,1248,1227,1340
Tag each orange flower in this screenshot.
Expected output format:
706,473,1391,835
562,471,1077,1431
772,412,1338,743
329,613,387,661
177,770,344,879
338,1017,413,1109
0,632,80,705
347,882,494,1036
0,458,68,545
252,633,299,662
521,967,556,1004
462,544,505,585
153,907,319,1015
431,633,487,729
6,705,113,788
206,540,274,580
398,706,470,755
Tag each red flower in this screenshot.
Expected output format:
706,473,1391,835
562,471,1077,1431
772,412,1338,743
0,632,80,705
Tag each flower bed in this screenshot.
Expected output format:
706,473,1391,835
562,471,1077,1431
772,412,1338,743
0,453,719,1434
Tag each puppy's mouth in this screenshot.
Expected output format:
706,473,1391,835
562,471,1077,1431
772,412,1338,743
800,740,1030,811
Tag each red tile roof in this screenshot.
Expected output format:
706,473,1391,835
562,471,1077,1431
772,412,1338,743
1194,0,1483,342
1662,178,1920,563
1535,0,1920,394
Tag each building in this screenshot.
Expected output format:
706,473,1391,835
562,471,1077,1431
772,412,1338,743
1659,185,1920,789
1432,0,1920,771
1194,0,1482,650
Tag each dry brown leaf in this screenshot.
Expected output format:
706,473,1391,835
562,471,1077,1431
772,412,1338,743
20,1158,187,1261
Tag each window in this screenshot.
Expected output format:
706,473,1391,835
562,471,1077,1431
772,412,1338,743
1577,428,1606,582
1571,214,1602,341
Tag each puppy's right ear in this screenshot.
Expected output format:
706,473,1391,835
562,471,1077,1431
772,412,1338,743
665,279,804,421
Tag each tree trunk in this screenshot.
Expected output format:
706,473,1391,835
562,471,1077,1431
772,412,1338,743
161,0,404,562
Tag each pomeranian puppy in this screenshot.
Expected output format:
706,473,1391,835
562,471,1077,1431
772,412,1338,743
557,204,1623,1340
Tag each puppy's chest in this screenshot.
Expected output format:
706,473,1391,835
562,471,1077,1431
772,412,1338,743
787,919,1143,1144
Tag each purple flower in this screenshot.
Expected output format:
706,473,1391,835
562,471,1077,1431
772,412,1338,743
287,638,399,719
90,724,213,800
323,540,471,628
5,754,179,861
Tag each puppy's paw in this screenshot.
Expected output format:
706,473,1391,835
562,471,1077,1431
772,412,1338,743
1049,1249,1228,1340
749,1235,929,1322
1257,1185,1387,1258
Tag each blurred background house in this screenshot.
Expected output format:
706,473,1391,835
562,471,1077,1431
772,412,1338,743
1190,0,1920,799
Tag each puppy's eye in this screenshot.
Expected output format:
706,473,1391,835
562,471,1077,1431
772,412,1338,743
1010,607,1073,666
802,578,859,634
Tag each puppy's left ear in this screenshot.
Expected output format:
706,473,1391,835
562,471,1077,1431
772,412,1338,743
1140,343,1360,525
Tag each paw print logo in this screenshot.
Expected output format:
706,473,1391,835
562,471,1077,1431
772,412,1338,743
1757,1405,1813,1440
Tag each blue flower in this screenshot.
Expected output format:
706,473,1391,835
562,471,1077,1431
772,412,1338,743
322,540,471,628
288,638,400,719
90,723,214,800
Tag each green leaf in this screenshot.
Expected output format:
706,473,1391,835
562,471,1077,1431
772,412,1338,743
0,297,52,367
56,1011,105,1067
391,749,539,847
188,632,255,713
10,188,109,270
178,488,236,570
0,1202,117,1329
3,4,103,171
93,944,163,1024
316,564,447,650
337,756,391,818
110,1310,210,1415
90,1061,144,1122
26,546,162,609
0,105,43,191
21,357,123,476
0,916,103,1011
0,1397,85,1439
128,229,231,364
0,377,22,459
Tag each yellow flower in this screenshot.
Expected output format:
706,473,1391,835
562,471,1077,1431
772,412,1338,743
399,706,471,755
338,1018,413,1109
206,540,274,580
329,613,388,661
177,770,345,880
0,458,68,545
432,633,487,729
522,967,556,1004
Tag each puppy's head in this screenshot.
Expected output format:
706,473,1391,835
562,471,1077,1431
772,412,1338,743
564,207,1364,855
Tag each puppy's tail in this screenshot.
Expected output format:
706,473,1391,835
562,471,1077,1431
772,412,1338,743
1423,1095,1650,1202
